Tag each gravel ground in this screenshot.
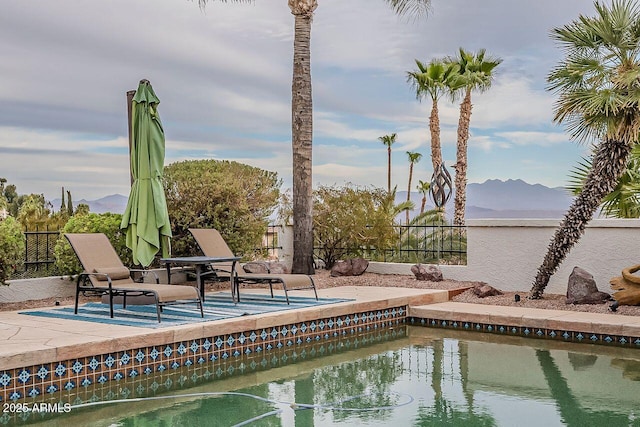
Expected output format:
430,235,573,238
2,269,639,317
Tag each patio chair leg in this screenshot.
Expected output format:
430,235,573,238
109,291,114,318
282,283,290,305
234,278,240,303
310,277,318,300
74,277,81,314
155,295,162,323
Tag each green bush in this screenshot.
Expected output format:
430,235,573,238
0,217,25,285
313,185,403,268
164,159,281,258
54,213,131,275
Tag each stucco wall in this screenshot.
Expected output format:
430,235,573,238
279,220,640,295
1,269,188,304
367,219,640,294
0,276,75,303
5,219,638,302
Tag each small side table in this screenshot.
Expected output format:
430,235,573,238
160,256,241,302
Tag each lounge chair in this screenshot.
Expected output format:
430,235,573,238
65,233,203,322
189,228,318,304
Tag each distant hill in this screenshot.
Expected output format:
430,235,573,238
466,179,572,211
51,194,128,214
51,179,574,219
396,178,574,220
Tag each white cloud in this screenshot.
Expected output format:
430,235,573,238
0,0,603,200
468,73,555,128
469,135,511,152
497,131,570,147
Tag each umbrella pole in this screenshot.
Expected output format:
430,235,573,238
126,89,136,186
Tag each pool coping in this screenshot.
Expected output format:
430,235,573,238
410,301,640,346
0,286,447,404
2,285,640,406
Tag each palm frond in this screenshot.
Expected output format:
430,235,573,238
566,143,640,217
566,155,594,195
547,0,640,143
383,0,432,19
196,0,253,9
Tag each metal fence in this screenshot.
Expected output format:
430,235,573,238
252,223,467,265
13,223,466,280
313,223,467,266
14,227,60,279
250,224,283,260
382,223,466,264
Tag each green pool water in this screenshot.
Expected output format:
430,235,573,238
14,326,640,426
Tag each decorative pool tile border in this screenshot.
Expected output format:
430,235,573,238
408,316,640,348
0,306,407,413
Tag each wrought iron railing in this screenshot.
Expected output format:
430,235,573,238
13,227,61,279
250,224,283,260
12,223,466,280
313,224,467,266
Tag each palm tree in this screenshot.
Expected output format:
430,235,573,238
405,151,422,224
197,0,432,274
530,0,640,299
407,59,460,173
288,0,318,274
567,145,640,218
416,179,430,214
447,48,501,227
379,133,398,193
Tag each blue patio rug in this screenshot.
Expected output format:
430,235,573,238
20,293,351,329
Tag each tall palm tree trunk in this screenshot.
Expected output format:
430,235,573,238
387,146,392,193
429,99,442,172
406,162,414,224
454,89,472,227
530,139,632,299
291,7,315,275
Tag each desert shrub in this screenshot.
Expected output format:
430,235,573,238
54,213,130,275
313,185,403,268
164,159,281,258
0,217,25,284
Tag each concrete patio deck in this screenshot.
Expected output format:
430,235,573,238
2,285,640,406
0,286,448,372
3,286,640,372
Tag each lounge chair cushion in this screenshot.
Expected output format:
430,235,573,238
93,267,131,281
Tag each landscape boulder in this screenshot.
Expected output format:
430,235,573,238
472,283,502,298
330,258,369,277
411,264,443,282
243,261,269,274
566,266,611,304
243,261,290,274
266,262,290,274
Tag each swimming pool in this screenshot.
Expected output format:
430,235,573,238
10,325,640,426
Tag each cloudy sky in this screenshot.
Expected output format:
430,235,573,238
1,0,599,201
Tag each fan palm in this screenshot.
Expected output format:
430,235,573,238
530,0,640,299
416,179,430,214
405,151,423,224
196,0,432,274
379,133,398,193
567,145,640,218
447,48,501,227
407,59,460,172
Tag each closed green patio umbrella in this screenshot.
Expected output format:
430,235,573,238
120,79,171,267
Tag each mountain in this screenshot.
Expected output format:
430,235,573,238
49,179,574,219
396,179,573,220
466,179,572,211
50,194,128,214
